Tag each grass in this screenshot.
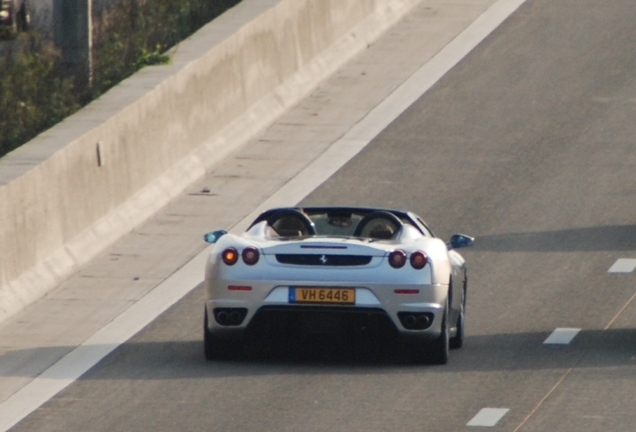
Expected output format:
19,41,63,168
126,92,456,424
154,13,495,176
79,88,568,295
0,0,241,158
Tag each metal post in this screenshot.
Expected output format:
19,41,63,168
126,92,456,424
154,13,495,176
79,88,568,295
53,0,92,89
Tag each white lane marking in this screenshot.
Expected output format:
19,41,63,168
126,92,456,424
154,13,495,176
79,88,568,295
608,259,636,273
0,252,209,432
0,0,529,430
231,0,530,233
467,408,510,427
543,328,581,345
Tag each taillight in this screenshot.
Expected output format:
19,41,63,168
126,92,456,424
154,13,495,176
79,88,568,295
228,285,252,291
394,289,420,294
410,251,428,269
221,247,239,265
242,247,259,265
388,250,407,268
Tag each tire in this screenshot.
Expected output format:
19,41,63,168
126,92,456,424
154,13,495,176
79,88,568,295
450,294,465,349
450,278,467,349
204,308,242,361
426,300,449,364
407,299,449,365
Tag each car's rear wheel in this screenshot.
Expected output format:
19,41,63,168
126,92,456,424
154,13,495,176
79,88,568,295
450,290,465,349
408,299,449,365
204,308,242,361
427,300,449,364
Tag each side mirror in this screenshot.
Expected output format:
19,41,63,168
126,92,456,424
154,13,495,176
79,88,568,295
448,234,474,249
203,230,227,244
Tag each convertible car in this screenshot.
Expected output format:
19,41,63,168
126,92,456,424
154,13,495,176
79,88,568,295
202,206,473,364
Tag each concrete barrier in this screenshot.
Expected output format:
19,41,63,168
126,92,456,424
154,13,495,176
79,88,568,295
0,0,420,324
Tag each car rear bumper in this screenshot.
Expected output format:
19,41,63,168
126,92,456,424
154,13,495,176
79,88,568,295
204,280,448,340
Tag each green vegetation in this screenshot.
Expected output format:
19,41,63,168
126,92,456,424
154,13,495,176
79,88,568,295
0,35,79,154
0,0,241,158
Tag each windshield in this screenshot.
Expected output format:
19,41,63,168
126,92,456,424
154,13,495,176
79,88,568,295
253,207,426,239
307,211,365,236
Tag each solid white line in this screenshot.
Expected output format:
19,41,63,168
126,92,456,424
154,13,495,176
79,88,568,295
608,258,636,273
0,0,529,430
543,328,581,345
0,252,209,432
467,408,510,427
232,0,529,233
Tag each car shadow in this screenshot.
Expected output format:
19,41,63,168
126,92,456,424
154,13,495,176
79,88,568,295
2,328,636,381
473,225,636,252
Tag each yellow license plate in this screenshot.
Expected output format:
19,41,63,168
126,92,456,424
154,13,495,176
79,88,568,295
290,287,355,305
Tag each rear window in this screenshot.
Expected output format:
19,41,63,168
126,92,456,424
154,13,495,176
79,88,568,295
308,212,364,236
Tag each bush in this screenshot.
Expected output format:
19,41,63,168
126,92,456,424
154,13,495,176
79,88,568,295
0,34,79,156
92,0,241,97
0,0,241,158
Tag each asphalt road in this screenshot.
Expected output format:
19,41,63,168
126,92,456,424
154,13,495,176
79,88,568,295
8,0,636,430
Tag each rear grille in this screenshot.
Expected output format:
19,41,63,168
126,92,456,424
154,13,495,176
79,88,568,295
275,254,372,266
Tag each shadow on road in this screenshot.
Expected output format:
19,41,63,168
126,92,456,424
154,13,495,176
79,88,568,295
2,328,636,381
474,225,636,252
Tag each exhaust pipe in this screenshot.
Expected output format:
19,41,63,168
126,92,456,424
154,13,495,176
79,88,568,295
397,312,434,330
229,311,242,325
214,308,248,326
216,311,229,325
417,315,430,328
404,315,417,328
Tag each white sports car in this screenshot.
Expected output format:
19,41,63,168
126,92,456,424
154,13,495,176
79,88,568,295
202,206,473,364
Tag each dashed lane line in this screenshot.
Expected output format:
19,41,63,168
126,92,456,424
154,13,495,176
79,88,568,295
608,258,636,273
467,408,510,427
516,290,636,430
543,328,581,345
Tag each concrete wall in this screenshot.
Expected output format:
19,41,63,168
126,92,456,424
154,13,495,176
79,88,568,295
0,0,420,323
